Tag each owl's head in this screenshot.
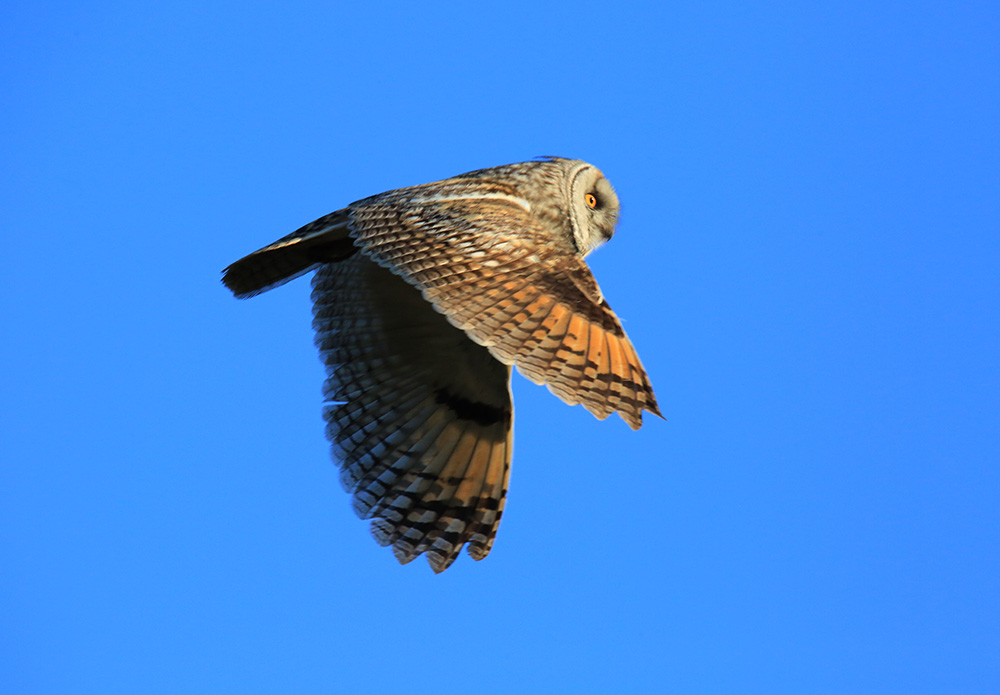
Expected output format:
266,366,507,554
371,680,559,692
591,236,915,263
453,157,622,258
566,162,620,257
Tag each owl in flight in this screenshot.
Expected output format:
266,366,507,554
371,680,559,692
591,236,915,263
223,158,660,572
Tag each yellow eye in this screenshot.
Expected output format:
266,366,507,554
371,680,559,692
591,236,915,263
585,193,598,209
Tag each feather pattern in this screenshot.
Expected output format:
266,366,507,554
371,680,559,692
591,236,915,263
312,255,512,572
347,193,659,429
222,157,660,571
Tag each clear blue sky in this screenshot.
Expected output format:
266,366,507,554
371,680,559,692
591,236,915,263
3,2,997,693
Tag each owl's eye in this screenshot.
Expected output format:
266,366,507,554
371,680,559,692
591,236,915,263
585,193,598,209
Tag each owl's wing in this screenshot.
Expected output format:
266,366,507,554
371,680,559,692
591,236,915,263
312,253,512,573
349,191,661,429
223,209,355,298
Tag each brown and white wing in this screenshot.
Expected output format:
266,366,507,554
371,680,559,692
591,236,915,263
312,252,512,573
349,187,661,429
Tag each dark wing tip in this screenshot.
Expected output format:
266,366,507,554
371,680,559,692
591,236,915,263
221,261,258,299
222,209,355,299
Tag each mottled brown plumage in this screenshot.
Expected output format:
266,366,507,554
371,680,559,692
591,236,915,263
223,158,660,572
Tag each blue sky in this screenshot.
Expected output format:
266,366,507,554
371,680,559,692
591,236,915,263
2,2,997,693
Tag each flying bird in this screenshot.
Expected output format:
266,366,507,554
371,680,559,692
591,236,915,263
223,158,660,572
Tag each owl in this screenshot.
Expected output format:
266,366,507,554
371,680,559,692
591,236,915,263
223,157,660,572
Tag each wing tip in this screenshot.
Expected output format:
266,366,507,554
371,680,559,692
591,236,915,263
617,400,665,430
220,271,261,299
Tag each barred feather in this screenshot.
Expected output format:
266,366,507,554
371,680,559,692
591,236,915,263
348,193,660,429
312,255,512,572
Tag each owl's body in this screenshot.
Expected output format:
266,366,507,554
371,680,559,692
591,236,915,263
224,158,660,572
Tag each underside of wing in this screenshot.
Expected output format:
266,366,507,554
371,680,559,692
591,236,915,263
348,194,661,429
312,253,513,572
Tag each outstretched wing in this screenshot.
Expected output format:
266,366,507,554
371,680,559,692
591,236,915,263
348,184,661,429
312,253,513,572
